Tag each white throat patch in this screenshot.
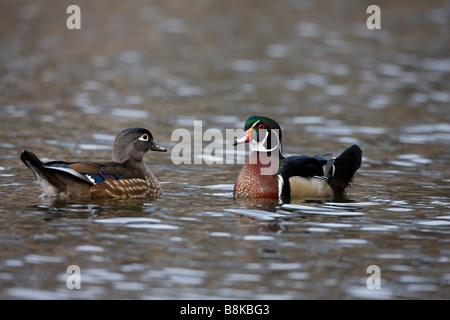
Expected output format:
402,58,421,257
249,129,281,153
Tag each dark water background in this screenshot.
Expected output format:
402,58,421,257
0,0,449,299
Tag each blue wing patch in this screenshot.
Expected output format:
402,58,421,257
85,174,105,183
86,172,123,184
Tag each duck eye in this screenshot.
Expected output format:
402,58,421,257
139,134,149,141
258,124,265,130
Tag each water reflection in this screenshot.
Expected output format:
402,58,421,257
32,197,158,218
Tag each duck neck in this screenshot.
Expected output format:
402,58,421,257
247,151,279,176
122,158,152,176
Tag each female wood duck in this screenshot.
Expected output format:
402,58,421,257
233,116,362,202
21,128,167,199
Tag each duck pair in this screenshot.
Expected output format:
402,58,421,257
21,116,362,202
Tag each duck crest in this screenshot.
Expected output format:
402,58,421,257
233,152,279,199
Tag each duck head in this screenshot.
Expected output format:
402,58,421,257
233,116,286,159
112,128,167,163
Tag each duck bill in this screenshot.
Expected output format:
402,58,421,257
151,142,167,152
233,128,252,146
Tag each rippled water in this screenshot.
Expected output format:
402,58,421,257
0,0,449,299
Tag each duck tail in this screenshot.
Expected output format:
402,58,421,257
21,150,66,196
327,145,362,195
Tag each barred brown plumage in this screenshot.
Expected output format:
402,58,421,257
90,176,162,198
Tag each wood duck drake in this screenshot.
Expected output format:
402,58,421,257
233,116,362,202
21,128,167,199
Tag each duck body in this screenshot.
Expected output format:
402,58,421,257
278,145,362,202
21,128,166,199
233,116,362,202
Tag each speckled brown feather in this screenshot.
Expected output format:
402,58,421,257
233,152,279,199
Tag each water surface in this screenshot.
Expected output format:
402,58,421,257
0,0,449,299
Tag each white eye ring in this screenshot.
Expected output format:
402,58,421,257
139,134,149,141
